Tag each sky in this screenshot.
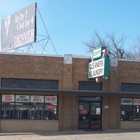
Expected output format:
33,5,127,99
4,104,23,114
0,0,140,56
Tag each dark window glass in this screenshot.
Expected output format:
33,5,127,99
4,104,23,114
26,81,34,89
121,83,140,92
79,97,101,101
42,81,58,89
1,78,58,89
121,105,132,121
79,81,102,90
42,81,50,89
10,80,18,88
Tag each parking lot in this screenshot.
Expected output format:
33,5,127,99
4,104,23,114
1,129,140,140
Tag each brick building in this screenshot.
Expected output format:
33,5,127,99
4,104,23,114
0,53,140,132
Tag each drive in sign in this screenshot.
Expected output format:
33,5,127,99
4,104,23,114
92,46,107,60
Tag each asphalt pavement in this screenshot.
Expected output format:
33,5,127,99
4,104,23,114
0,129,140,140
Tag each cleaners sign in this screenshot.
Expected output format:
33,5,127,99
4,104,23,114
88,46,110,79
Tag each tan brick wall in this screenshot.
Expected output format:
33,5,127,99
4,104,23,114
102,95,121,130
1,120,58,132
121,121,140,129
59,94,78,130
72,58,90,89
62,64,73,90
118,61,140,83
72,95,78,130
102,96,110,130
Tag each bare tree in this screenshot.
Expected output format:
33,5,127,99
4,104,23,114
84,30,109,52
84,30,128,59
131,37,140,60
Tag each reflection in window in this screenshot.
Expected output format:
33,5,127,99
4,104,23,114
45,103,57,120
15,103,30,119
121,105,132,121
30,103,45,119
1,103,15,119
133,105,140,120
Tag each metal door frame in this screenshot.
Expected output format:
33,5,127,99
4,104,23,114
78,97,102,130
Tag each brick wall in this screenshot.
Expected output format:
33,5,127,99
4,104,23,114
1,54,140,131
1,120,58,132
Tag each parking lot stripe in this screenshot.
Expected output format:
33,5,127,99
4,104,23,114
18,135,27,140
99,135,108,139
62,136,71,140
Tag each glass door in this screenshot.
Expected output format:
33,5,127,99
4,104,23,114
90,102,101,129
79,101,101,129
79,102,89,129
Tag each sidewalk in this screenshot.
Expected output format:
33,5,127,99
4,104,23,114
0,129,140,136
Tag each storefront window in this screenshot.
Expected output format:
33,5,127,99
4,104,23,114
121,98,140,121
133,99,140,121
45,96,57,120
1,95,58,120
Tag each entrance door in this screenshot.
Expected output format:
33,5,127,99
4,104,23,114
79,101,101,129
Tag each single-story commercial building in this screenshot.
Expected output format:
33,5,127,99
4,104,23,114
0,53,140,132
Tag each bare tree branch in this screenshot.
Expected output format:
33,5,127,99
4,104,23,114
84,30,130,59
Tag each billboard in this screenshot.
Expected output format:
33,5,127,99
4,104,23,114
1,3,36,52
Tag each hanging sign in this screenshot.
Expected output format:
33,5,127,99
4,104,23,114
16,95,29,102
2,95,14,102
88,46,110,80
88,58,110,79
31,95,44,103
45,96,57,103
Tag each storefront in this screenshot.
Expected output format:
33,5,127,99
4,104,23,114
78,97,102,129
0,53,140,132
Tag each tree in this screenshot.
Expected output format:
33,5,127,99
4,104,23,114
131,37,140,60
84,30,128,59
